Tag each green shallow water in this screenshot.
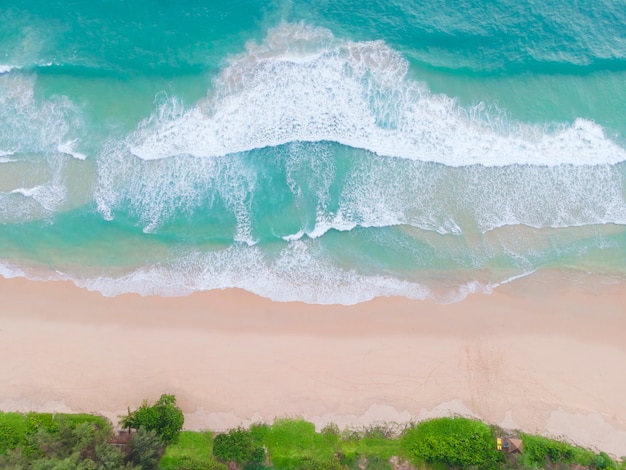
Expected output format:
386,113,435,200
1,0,625,303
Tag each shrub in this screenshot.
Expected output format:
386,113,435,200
321,423,340,437
0,422,22,453
213,427,265,465
0,413,29,442
591,452,619,469
521,434,596,467
400,417,502,469
25,412,58,436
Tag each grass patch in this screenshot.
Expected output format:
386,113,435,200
260,419,403,469
161,430,226,469
338,426,400,467
352,433,399,460
264,418,339,469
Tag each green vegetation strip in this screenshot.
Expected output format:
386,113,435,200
2,406,624,469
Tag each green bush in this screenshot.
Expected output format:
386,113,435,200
400,417,502,469
521,434,596,467
0,420,24,453
591,452,619,469
213,427,265,465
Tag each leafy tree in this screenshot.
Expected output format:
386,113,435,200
119,408,135,434
120,394,184,444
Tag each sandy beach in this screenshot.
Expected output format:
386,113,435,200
1,274,625,456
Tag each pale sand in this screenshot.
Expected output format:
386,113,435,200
1,274,625,456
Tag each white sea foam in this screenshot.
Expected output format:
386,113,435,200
12,263,500,304
281,152,626,239
0,148,17,162
95,143,258,243
0,74,72,222
69,242,474,304
57,139,87,160
9,184,66,212
0,65,19,74
0,74,82,156
96,138,626,240
0,230,617,305
498,270,537,285
92,242,505,304
0,150,17,163
128,22,626,167
0,262,26,279
0,232,500,304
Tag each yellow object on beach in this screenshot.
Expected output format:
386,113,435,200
497,437,502,451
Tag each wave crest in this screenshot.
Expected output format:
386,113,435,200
128,22,626,167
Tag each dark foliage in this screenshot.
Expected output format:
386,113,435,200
127,428,164,470
213,427,266,465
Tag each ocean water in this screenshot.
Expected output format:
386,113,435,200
1,0,625,303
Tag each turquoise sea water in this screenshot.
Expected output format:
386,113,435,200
1,0,626,303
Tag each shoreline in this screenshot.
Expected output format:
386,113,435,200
1,274,625,455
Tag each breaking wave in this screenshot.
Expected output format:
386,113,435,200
128,23,626,167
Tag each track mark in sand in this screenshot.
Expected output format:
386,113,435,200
464,341,505,415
